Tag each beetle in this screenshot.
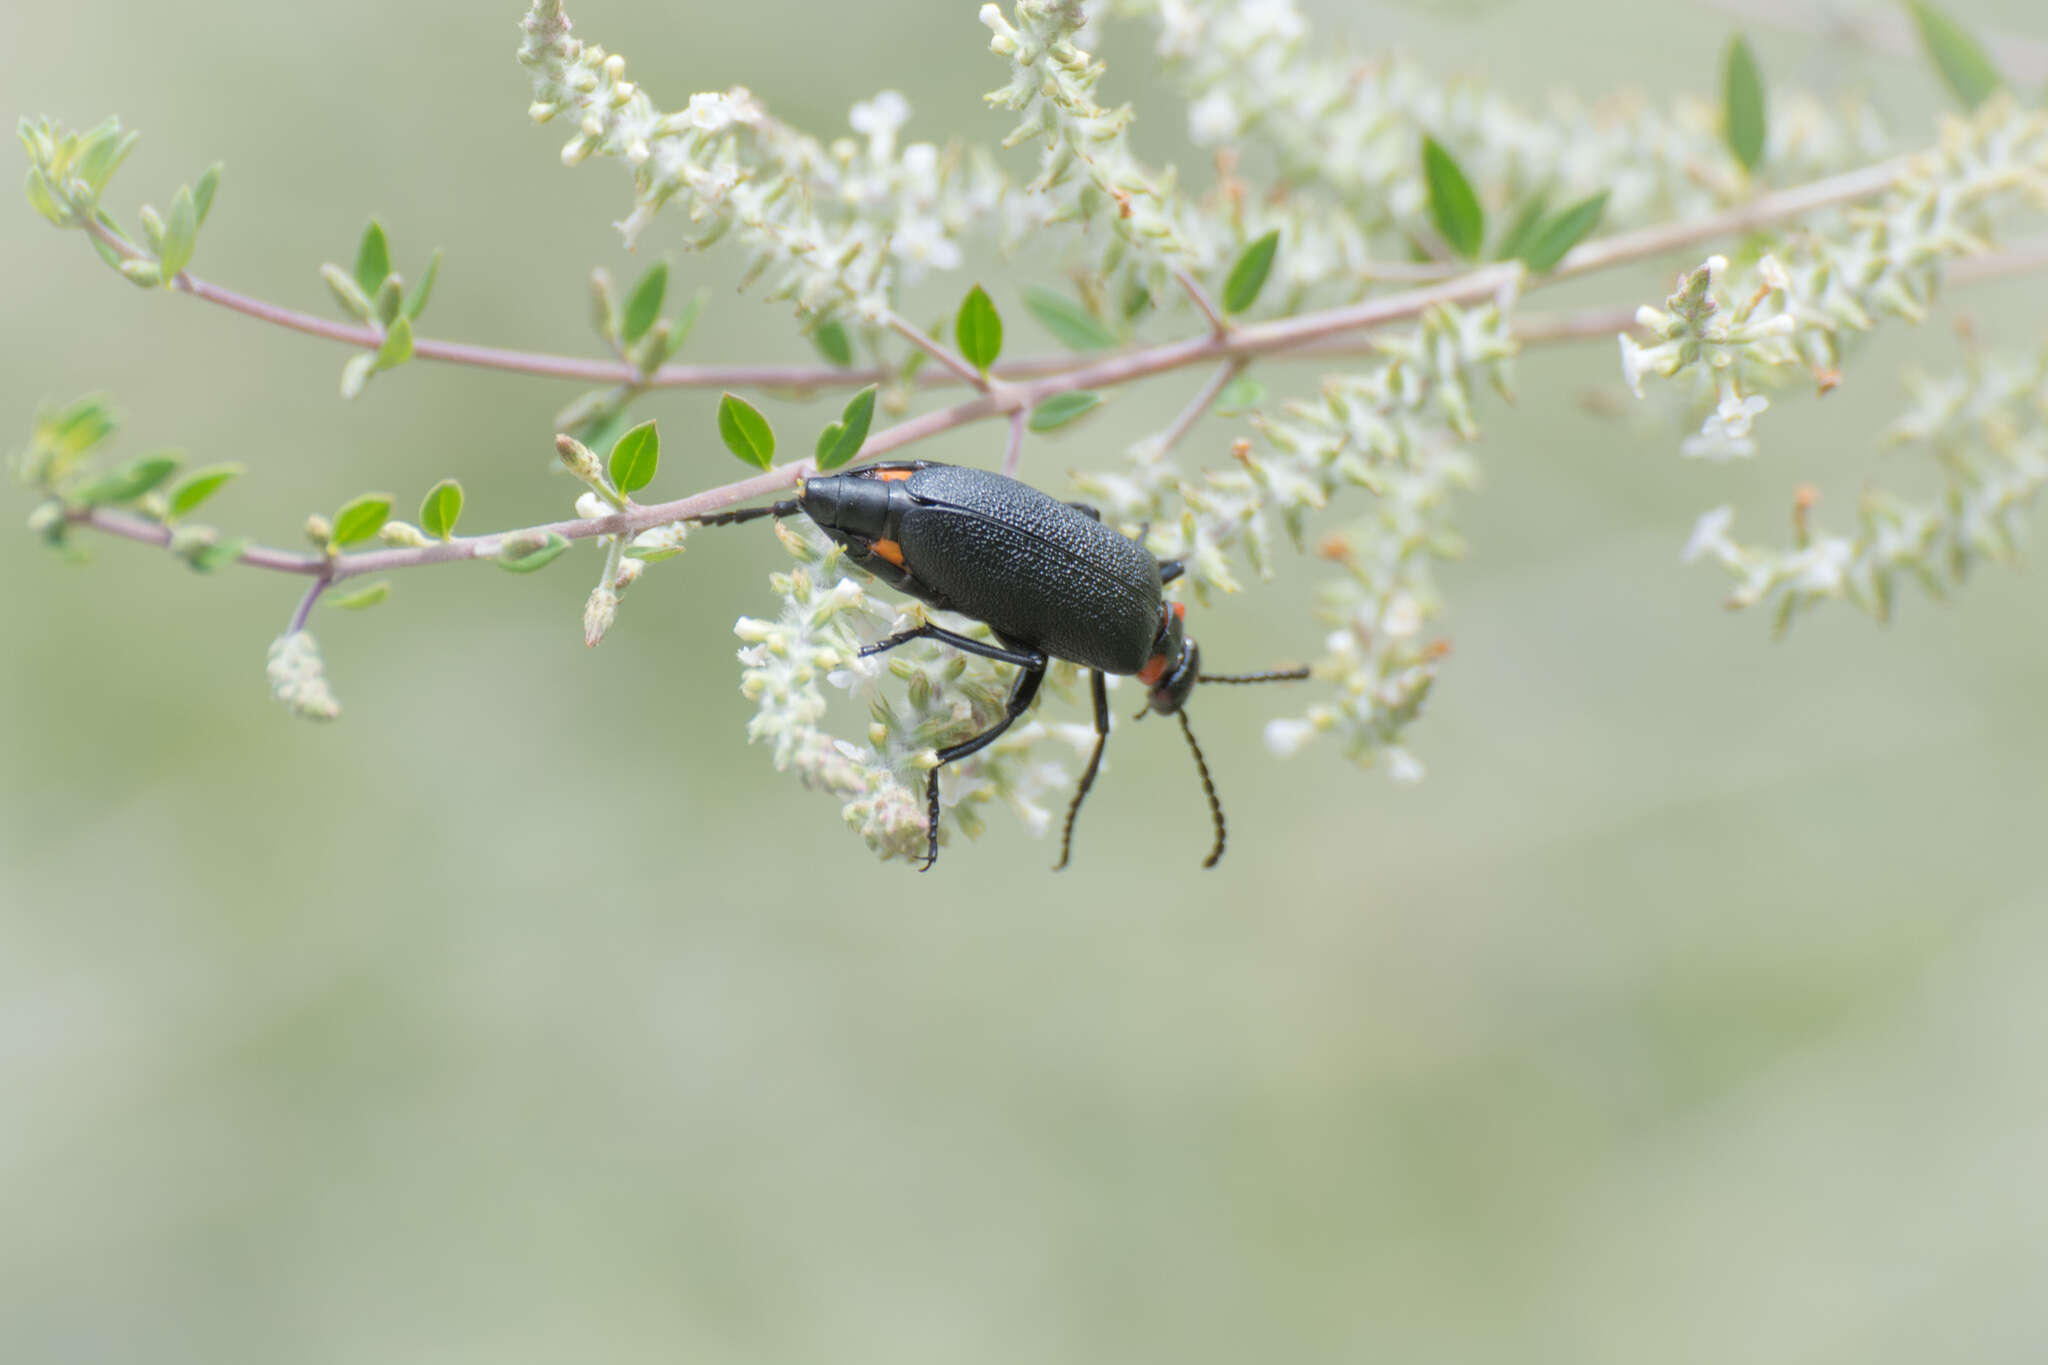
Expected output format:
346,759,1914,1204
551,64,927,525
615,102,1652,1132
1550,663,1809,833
699,460,1308,871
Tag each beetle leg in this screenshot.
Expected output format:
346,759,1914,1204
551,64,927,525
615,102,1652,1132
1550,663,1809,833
1063,501,1103,522
1157,558,1186,585
860,623,1044,668
1053,669,1112,871
919,657,1047,872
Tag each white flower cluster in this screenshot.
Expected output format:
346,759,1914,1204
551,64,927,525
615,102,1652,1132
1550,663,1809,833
1623,98,2048,462
732,519,1090,862
518,2,1016,324
267,631,340,721
1114,0,1889,253
1684,345,2048,632
1073,298,1511,773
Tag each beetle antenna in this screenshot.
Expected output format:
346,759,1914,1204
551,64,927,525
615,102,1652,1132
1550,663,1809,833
693,499,802,527
1176,709,1227,869
1196,666,1312,685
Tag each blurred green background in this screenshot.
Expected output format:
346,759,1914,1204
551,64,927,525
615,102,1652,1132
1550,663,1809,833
8,1,2048,1360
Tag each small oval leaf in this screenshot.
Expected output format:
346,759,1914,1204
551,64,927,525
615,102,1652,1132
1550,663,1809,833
495,531,571,573
1027,390,1102,433
812,318,855,367
375,315,413,368
333,579,392,610
817,384,877,470
193,162,221,225
404,248,441,320
159,184,198,278
1907,1,2001,110
1222,230,1281,314
1021,285,1116,350
954,284,1003,372
814,421,847,465
419,478,463,539
608,420,660,495
1492,192,1551,263
1518,191,1609,273
353,218,391,295
1724,35,1767,173
717,393,776,470
331,493,392,547
1212,376,1267,417
167,463,243,519
75,452,181,506
1421,136,1486,261
622,260,668,343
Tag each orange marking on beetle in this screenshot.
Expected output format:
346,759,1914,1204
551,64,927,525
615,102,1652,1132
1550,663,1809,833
1138,653,1169,686
870,467,916,481
870,538,905,566
1170,601,1186,623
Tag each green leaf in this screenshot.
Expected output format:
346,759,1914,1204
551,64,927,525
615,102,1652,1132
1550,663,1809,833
46,395,116,459
155,185,196,275
954,284,1003,372
812,318,855,367
1212,375,1267,416
333,579,392,610
608,420,660,495
1907,1,2002,109
418,478,463,539
1421,136,1486,260
717,392,776,470
166,463,243,520
671,288,705,353
321,263,374,321
24,167,64,224
1021,285,1116,350
118,259,161,288
404,248,440,320
1517,192,1609,273
814,421,846,465
817,384,876,470
495,531,570,573
1492,192,1551,263
1723,35,1767,173
353,218,391,295
193,162,221,225
375,314,413,368
74,452,180,505
373,276,404,327
331,493,392,547
1222,230,1282,314
185,536,246,573
339,353,376,401
73,124,136,194
1027,390,1102,432
622,260,668,343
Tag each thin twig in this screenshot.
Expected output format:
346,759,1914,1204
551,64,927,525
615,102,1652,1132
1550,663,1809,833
886,313,989,390
1002,406,1027,478
1156,359,1248,456
1175,268,1228,337
67,156,2048,589
287,574,332,632
1694,0,2048,87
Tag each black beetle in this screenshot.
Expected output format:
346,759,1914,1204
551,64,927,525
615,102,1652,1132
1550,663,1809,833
700,461,1308,870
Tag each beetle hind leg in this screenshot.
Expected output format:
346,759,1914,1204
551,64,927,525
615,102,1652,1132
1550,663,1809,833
915,653,1048,872
1054,670,1112,871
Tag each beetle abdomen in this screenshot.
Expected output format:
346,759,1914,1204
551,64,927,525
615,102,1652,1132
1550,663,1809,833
897,465,1161,675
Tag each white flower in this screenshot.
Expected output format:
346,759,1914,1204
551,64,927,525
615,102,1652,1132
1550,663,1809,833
1187,91,1240,145
1618,334,1646,397
685,92,740,132
891,215,962,279
1236,0,1305,43
1386,748,1426,786
1683,505,1736,564
849,90,910,140
1380,592,1423,639
1265,716,1317,757
900,142,939,188
1681,392,1769,459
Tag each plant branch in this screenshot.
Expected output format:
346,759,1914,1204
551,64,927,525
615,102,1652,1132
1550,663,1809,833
1156,359,1247,456
1175,268,1228,337
287,573,332,633
885,312,990,391
1694,0,2048,87
1002,406,1027,478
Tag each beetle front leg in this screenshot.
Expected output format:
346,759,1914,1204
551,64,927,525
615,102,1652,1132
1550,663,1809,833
918,656,1047,872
